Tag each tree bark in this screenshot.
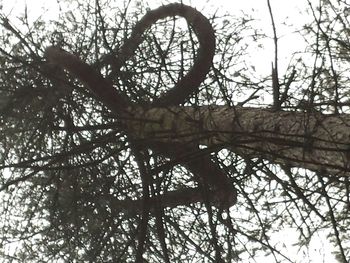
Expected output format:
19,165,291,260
125,105,350,176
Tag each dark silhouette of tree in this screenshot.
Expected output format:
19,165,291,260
0,0,349,262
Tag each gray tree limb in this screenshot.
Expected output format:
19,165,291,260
125,105,350,176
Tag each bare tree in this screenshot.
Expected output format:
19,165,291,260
0,0,349,262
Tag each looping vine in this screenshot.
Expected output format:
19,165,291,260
46,3,215,110
105,3,216,107
45,3,236,210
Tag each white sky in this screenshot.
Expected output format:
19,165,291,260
1,0,310,76
0,0,340,262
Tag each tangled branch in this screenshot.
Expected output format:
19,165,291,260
45,3,237,211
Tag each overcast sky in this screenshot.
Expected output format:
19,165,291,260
1,0,313,77
0,0,338,262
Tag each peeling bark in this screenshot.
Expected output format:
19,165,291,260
125,105,350,175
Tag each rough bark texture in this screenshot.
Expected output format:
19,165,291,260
125,105,350,175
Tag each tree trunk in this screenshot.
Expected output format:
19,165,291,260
125,105,350,176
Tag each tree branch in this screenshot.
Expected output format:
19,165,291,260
125,105,350,176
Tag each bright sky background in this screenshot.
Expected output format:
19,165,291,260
0,0,340,262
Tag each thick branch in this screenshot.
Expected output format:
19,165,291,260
125,105,350,175
45,46,129,115
103,3,215,107
102,187,231,215
44,4,233,209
